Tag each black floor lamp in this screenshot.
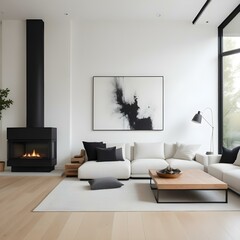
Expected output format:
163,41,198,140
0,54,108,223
192,108,214,155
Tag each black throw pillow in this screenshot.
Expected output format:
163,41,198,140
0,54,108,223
83,141,106,161
96,147,117,162
220,146,240,164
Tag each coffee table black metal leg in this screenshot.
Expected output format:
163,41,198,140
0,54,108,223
156,189,159,203
225,189,228,203
149,178,160,203
152,186,160,203
150,178,156,190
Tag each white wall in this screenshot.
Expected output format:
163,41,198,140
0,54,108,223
71,20,218,155
0,21,26,162
44,20,71,169
0,19,218,169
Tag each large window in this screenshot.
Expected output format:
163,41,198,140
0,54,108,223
219,5,240,151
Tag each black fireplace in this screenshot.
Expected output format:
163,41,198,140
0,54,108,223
7,19,57,172
7,128,56,172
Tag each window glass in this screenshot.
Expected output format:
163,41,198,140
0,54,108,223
223,53,240,148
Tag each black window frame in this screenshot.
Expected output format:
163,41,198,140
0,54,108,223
218,4,240,153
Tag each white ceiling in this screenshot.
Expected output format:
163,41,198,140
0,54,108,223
0,0,239,26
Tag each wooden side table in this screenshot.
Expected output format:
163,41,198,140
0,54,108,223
65,149,85,177
64,150,85,177
0,161,5,172
64,163,82,177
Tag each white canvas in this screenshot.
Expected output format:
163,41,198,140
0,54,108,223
93,76,164,130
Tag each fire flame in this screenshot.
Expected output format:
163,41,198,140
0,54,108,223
23,149,41,158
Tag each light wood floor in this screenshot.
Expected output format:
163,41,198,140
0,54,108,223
1,176,240,240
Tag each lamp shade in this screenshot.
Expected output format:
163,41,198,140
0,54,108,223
191,108,214,155
192,111,202,123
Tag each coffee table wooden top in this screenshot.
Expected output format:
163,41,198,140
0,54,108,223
149,169,228,190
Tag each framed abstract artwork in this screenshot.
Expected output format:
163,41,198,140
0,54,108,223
93,76,164,131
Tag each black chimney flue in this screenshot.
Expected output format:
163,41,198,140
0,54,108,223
26,19,44,128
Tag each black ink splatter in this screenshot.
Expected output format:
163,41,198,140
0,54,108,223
113,78,153,130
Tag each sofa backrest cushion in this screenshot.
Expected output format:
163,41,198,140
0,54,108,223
164,143,177,159
134,142,164,159
124,144,134,161
233,149,240,166
173,143,200,160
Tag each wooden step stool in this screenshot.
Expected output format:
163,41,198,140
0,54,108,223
64,149,85,177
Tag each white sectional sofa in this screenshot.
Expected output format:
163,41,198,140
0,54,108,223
208,154,240,194
78,142,207,180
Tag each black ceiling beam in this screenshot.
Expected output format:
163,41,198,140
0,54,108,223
192,0,212,24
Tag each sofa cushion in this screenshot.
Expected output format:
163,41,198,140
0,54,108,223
134,142,164,159
220,146,240,164
131,158,168,176
233,148,240,166
83,141,106,161
208,163,238,181
166,158,204,171
88,177,124,190
96,147,117,162
223,169,240,194
164,143,177,159
78,159,131,179
173,143,200,160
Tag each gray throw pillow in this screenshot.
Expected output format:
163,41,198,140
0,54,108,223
88,177,124,190
116,148,124,161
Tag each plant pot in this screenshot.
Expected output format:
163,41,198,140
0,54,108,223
0,161,5,172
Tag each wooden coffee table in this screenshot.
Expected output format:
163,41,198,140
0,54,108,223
149,169,228,203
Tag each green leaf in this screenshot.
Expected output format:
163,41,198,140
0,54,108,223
0,88,13,120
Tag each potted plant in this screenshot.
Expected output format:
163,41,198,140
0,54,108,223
0,88,13,120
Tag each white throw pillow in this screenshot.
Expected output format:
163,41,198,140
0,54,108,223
134,142,164,159
173,143,200,160
233,150,240,166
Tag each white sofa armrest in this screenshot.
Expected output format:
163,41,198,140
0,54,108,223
195,153,208,166
208,155,221,165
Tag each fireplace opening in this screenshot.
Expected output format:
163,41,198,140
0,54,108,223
22,149,41,159
9,141,56,160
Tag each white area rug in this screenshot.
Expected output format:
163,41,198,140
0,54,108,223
34,178,240,212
